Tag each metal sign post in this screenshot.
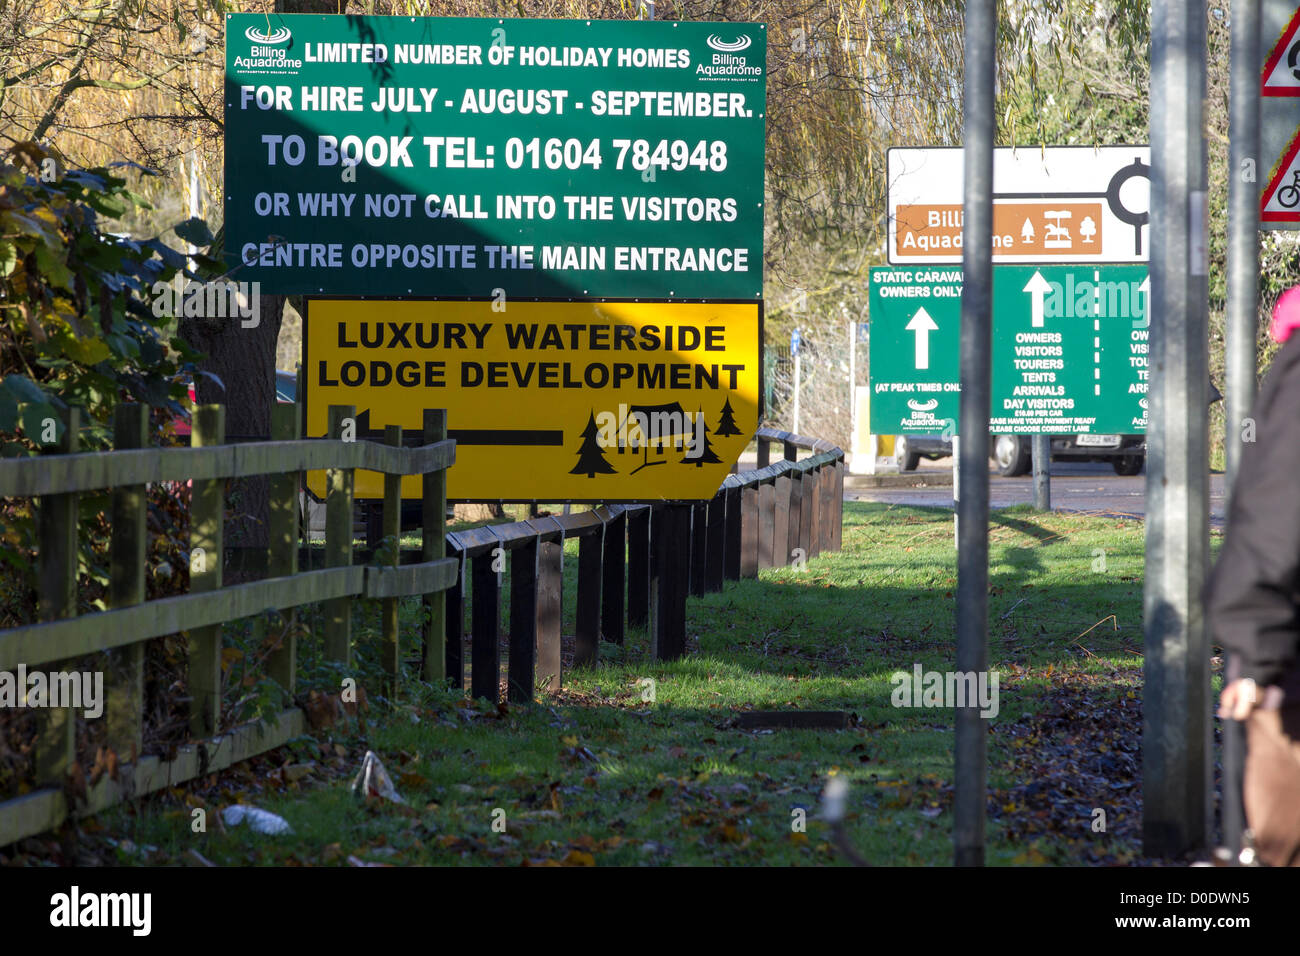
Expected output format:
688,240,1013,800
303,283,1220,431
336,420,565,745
1220,0,1263,860
954,0,995,868
1032,434,1051,510
1144,0,1212,858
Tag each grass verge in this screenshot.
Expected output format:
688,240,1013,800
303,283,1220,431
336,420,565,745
58,501,1224,866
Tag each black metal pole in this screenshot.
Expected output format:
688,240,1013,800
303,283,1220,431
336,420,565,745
955,0,995,868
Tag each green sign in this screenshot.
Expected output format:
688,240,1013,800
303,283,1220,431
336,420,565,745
868,265,1150,435
223,14,767,298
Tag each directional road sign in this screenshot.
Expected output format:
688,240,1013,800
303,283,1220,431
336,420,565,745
887,146,1152,265
868,265,1150,435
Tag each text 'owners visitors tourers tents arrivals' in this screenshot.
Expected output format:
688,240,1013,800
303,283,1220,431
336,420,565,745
223,14,767,299
303,299,760,502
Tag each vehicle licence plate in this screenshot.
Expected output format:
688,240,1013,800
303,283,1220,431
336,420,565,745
1076,434,1121,447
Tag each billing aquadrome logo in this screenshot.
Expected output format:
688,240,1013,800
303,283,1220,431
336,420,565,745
700,33,761,79
232,23,302,74
245,25,292,45
706,34,752,52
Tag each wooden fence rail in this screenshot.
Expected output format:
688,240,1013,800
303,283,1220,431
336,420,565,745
0,411,842,848
0,401,456,847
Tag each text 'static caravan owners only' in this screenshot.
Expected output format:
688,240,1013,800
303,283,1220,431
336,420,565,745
223,13,766,500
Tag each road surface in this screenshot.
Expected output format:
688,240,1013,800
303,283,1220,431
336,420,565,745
846,460,1227,526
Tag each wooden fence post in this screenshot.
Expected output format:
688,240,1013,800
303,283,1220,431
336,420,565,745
820,463,836,554
626,507,650,628
773,472,792,567
188,405,224,737
422,409,448,685
324,404,355,667
380,424,402,693
788,472,804,564
267,403,299,697
740,482,759,578
705,491,726,592
654,504,690,660
35,406,79,784
575,524,604,667
107,404,147,759
799,466,815,560
811,465,823,556
601,509,626,645
784,439,798,462
832,458,845,551
757,437,770,468
509,537,540,702
757,481,775,569
470,550,500,702
445,536,465,692
689,501,708,596
723,484,742,580
536,538,563,694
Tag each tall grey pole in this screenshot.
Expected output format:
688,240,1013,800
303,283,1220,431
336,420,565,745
954,0,995,868
1226,0,1261,499
1144,0,1211,858
1032,434,1050,510
1221,0,1261,859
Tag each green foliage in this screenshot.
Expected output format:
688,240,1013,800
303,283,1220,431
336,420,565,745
0,142,201,453
0,142,208,621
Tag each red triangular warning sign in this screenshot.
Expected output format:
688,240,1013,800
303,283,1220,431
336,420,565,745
1263,7,1300,96
1262,127,1300,224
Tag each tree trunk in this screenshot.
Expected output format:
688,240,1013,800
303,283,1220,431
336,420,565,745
178,0,335,559
179,294,285,554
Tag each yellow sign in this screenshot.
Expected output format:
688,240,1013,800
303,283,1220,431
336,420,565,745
304,299,760,501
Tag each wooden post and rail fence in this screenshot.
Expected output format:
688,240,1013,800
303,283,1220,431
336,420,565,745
0,402,843,847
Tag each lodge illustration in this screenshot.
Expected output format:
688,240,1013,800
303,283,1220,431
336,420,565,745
569,398,744,477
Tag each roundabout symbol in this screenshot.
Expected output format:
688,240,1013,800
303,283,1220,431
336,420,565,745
1105,157,1151,256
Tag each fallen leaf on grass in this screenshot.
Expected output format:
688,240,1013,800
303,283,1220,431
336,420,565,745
321,843,344,862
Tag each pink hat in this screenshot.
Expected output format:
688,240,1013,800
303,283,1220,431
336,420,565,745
1272,285,1300,344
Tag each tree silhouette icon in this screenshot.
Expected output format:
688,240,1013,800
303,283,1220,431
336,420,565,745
713,397,743,437
569,411,616,477
682,407,723,467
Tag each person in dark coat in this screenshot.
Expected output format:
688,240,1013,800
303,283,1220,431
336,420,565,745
1207,284,1300,867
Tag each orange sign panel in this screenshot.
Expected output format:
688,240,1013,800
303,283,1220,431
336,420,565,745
895,202,1105,258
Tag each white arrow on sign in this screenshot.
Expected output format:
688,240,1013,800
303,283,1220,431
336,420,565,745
906,306,939,369
1023,270,1053,327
